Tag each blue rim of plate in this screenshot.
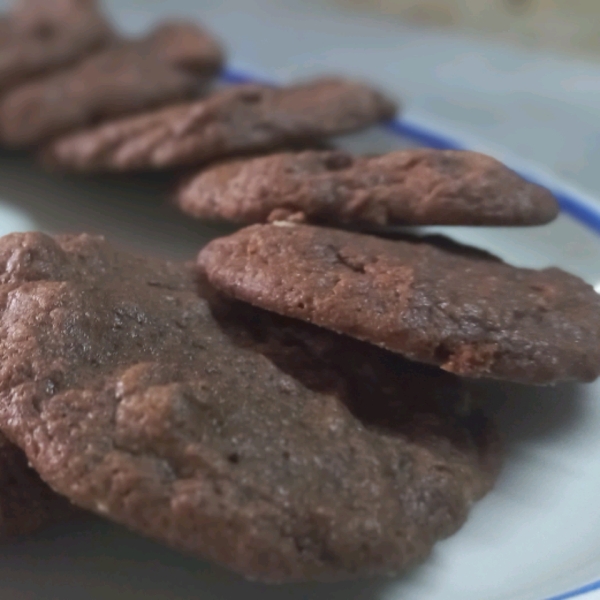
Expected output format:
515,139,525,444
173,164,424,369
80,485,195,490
221,66,600,600
221,67,600,240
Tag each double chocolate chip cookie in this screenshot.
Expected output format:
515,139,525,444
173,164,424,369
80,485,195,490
0,232,499,582
198,223,600,384
176,149,559,227
42,78,398,172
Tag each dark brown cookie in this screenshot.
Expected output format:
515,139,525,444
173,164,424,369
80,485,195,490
198,223,600,384
41,78,398,172
0,21,224,147
0,232,499,582
0,431,73,538
0,0,113,92
176,149,559,227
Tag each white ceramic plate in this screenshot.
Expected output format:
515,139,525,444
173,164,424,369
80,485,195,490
0,86,598,600
1,3,600,599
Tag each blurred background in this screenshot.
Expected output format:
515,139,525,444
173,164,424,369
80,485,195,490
87,0,600,203
323,0,600,196
0,0,598,202
338,0,600,59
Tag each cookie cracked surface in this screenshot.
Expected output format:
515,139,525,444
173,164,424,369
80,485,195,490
176,149,559,227
42,78,398,172
198,223,600,384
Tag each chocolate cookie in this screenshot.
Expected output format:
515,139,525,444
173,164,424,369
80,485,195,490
0,0,113,92
176,149,559,227
0,432,73,538
198,223,600,384
0,232,499,582
0,21,224,146
41,78,398,172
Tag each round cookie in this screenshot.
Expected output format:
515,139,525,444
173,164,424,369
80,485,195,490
176,149,559,227
0,21,224,147
0,232,499,583
41,78,398,172
198,223,600,384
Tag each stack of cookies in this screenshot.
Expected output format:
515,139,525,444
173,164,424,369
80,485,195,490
0,0,598,587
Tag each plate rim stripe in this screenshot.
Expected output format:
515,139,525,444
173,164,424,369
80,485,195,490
220,66,600,237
